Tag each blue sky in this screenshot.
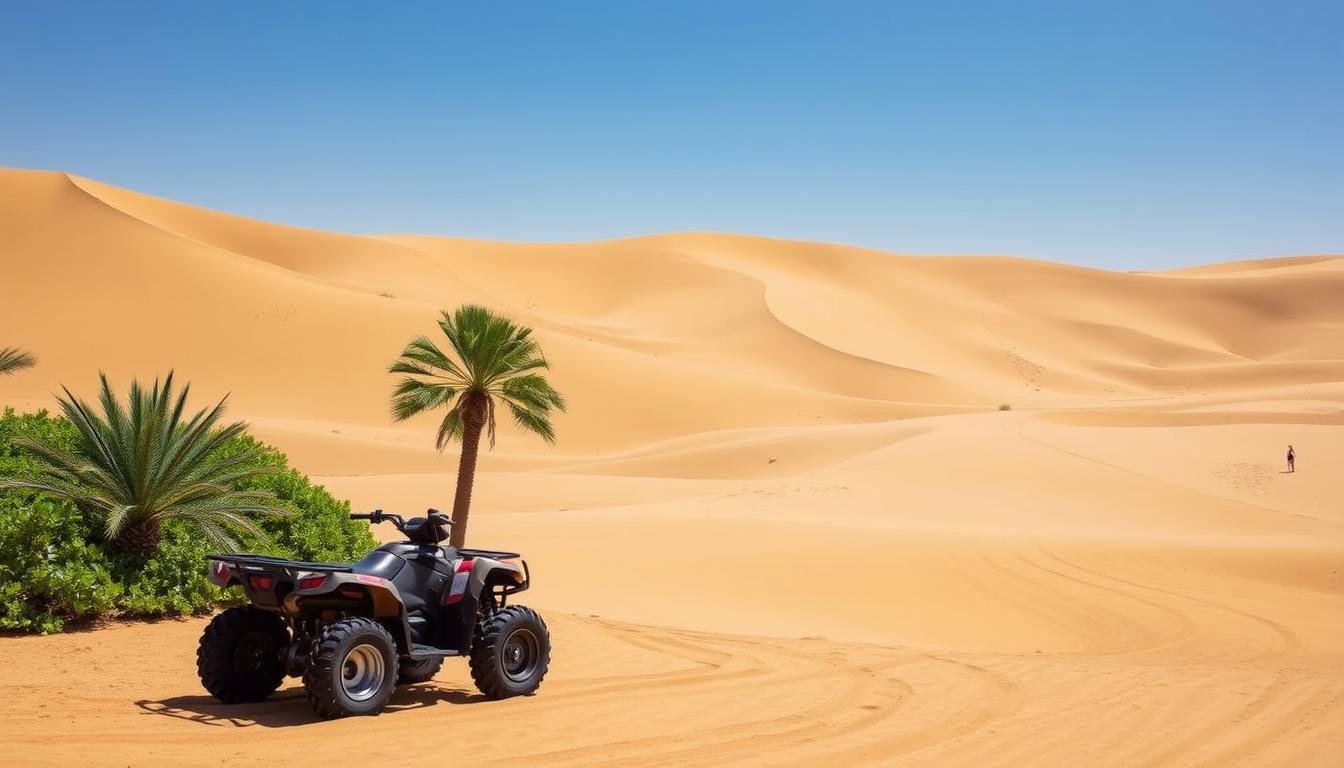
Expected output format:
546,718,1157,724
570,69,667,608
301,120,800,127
2,1,1340,269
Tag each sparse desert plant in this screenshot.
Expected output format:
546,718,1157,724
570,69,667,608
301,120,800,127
998,403,1012,411
0,372,287,553
0,347,36,375
389,304,565,547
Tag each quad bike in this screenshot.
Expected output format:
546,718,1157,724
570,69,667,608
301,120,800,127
196,509,549,719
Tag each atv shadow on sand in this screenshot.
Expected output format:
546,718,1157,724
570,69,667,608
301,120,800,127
136,684,483,728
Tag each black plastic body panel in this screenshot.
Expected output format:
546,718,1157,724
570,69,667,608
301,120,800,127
385,544,453,618
208,554,354,609
352,550,406,580
406,613,431,644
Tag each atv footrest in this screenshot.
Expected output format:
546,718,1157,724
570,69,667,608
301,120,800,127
408,643,461,660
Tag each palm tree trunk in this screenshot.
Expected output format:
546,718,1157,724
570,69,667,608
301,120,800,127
119,519,161,553
449,395,487,548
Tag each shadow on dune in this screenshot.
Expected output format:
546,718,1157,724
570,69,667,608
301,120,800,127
135,685,483,727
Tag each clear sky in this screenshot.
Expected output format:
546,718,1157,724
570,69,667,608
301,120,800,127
2,1,1340,270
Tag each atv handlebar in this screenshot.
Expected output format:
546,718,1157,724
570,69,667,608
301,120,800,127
351,509,453,534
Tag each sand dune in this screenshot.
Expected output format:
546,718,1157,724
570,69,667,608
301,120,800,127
1,169,1341,765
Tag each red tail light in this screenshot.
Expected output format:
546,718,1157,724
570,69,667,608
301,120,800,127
248,575,273,590
297,575,328,590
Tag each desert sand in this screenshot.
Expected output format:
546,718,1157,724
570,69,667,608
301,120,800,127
1,169,1341,766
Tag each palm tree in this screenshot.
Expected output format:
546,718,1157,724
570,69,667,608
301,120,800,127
0,347,36,375
389,305,565,547
0,372,286,553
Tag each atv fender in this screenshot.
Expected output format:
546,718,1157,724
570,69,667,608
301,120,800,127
438,557,528,652
283,572,415,652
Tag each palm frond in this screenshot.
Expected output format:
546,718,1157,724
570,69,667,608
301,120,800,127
9,435,86,476
0,476,99,504
390,377,459,421
435,407,465,451
104,503,136,541
499,374,567,412
505,401,557,444
0,347,36,375
390,336,469,383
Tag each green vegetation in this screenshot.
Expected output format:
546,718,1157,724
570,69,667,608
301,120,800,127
390,304,565,547
2,372,286,552
0,347,36,375
0,494,120,634
998,403,1012,411
0,406,376,634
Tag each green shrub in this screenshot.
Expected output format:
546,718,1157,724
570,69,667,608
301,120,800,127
0,494,121,633
0,408,375,632
0,408,80,480
117,522,231,616
998,403,1012,411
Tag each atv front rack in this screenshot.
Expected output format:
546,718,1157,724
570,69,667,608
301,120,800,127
457,548,521,560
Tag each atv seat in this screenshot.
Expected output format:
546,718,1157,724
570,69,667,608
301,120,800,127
403,515,451,545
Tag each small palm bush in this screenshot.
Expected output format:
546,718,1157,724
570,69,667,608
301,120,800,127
1,372,286,552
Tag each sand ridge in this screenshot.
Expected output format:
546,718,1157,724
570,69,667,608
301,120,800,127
1,169,1341,766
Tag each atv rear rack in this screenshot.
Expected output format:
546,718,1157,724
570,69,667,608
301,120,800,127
207,554,353,574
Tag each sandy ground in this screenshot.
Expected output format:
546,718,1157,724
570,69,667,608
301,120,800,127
1,169,1341,766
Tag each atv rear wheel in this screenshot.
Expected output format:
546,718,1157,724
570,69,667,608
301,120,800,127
197,606,290,703
469,605,550,699
303,617,399,718
397,655,443,685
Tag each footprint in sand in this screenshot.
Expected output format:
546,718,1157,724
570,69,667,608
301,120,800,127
1211,462,1274,495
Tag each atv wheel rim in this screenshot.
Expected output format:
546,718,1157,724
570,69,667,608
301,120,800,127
232,631,277,681
502,628,541,683
341,643,385,702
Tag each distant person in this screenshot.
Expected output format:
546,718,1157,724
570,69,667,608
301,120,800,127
1286,445,1295,473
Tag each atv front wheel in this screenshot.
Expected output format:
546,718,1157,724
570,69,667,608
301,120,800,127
197,605,290,703
469,605,550,699
397,655,443,685
303,617,399,718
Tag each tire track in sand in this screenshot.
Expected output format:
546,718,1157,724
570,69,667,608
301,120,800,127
1037,547,1320,766
1039,546,1300,661
490,619,1023,767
